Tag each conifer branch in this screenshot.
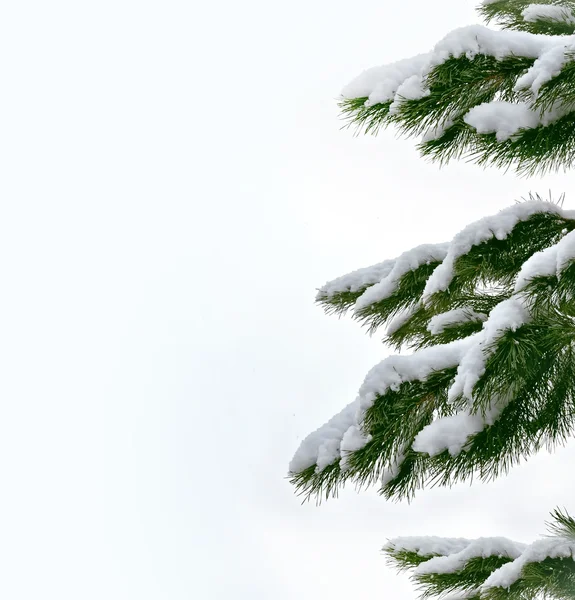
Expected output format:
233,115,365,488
339,2,575,173
289,202,575,502
384,511,575,600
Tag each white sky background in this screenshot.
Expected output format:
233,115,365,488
2,1,575,598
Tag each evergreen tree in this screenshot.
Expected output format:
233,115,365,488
290,1,575,598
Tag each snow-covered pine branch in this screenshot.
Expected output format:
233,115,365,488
385,509,575,600
289,200,575,501
480,1,575,34
340,1,575,174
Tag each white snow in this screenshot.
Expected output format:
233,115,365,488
483,537,575,590
384,536,472,557
355,243,449,311
316,438,344,472
522,4,575,24
428,308,487,335
317,259,396,299
339,425,372,470
289,400,359,473
464,102,541,141
516,44,573,95
514,229,575,292
415,537,526,574
423,201,567,302
389,75,429,114
413,410,488,456
342,54,430,105
464,99,575,139
430,25,558,63
515,243,561,291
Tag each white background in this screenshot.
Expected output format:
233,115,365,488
1,1,574,598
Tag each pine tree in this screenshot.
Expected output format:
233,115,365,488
289,1,575,598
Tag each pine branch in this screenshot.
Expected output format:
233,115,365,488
339,7,575,174
289,202,575,502
384,510,575,600
478,1,575,35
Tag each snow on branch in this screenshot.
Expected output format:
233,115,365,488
414,538,526,575
427,308,487,335
316,259,396,300
384,536,474,558
355,243,449,310
340,9,575,172
483,537,575,590
523,4,575,25
385,512,575,600
289,336,474,474
342,25,563,106
422,201,568,301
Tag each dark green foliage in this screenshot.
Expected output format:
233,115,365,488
290,462,346,504
340,96,392,136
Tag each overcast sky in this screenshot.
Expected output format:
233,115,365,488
2,1,575,598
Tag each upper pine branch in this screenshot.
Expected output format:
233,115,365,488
479,1,575,35
340,1,575,174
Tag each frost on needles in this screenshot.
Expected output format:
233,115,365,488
289,200,575,501
340,0,575,174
